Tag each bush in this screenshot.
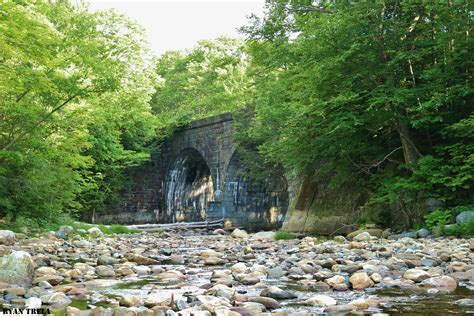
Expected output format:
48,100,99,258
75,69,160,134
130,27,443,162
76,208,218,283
424,210,451,229
0,213,76,234
442,219,474,237
274,231,295,240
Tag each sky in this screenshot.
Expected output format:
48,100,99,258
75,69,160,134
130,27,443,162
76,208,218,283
88,0,265,55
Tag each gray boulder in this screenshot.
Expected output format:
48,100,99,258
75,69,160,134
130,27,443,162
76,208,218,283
0,250,35,287
0,230,16,245
456,211,474,224
417,228,430,238
88,227,104,238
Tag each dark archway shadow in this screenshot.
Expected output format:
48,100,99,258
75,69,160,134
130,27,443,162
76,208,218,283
163,148,214,223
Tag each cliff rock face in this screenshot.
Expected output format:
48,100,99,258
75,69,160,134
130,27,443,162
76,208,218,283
282,168,368,235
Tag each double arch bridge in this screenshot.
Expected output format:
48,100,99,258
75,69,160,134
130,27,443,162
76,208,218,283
100,113,289,230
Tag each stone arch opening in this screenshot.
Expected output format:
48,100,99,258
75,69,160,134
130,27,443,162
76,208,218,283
165,148,214,222
223,149,289,230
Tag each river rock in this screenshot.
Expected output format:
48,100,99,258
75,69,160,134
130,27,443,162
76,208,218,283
349,272,373,290
0,230,16,245
40,292,71,305
239,302,266,314
156,270,185,281
133,265,151,275
455,298,474,306
58,225,75,237
88,227,104,238
98,256,119,265
34,275,64,286
35,266,57,276
252,231,275,240
120,295,142,307
126,254,159,265
206,284,235,300
267,266,285,279
231,229,249,239
260,286,297,300
205,256,224,265
5,287,26,295
197,295,232,313
420,276,457,292
347,229,382,239
417,228,430,238
450,261,467,272
90,306,114,316
96,265,115,278
231,262,248,274
403,268,430,282
348,298,380,309
25,297,42,309
240,275,260,285
352,232,372,242
200,249,222,258
144,292,172,307
248,296,279,310
302,294,337,307
73,239,91,248
0,250,35,287
326,275,345,287
456,210,474,224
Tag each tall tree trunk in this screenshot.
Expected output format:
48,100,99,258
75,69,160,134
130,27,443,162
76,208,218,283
398,119,421,171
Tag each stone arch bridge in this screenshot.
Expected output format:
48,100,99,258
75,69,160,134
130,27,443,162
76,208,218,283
98,113,289,230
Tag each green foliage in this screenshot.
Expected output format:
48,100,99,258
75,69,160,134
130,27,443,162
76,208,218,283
151,37,252,141
0,1,156,225
97,224,140,235
424,210,452,229
240,0,473,228
442,219,474,237
274,231,295,240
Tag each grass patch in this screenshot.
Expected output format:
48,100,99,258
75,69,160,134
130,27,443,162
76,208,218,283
97,224,141,234
274,231,296,240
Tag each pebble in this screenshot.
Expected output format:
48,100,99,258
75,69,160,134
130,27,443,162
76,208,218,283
0,228,471,315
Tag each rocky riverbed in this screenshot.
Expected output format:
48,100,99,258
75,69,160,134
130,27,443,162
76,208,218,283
0,227,473,316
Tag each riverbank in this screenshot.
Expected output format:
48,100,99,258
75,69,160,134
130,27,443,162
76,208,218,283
0,228,473,315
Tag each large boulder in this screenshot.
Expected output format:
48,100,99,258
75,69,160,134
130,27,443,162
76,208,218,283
0,250,35,287
456,211,474,224
0,230,16,245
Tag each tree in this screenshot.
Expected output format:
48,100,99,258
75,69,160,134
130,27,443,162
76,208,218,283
240,0,473,227
151,37,252,141
0,1,156,225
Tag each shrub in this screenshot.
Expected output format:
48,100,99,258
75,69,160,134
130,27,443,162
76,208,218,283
424,210,451,229
442,219,474,237
274,231,295,240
